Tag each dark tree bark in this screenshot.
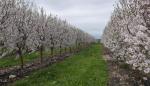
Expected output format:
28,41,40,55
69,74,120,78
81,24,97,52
18,48,24,69
59,45,62,56
50,47,54,57
40,45,43,63
65,47,67,53
50,34,54,57
69,47,72,53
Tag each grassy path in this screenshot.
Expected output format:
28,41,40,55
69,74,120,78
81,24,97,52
12,44,108,86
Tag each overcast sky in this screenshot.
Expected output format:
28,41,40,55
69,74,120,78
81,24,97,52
32,0,117,39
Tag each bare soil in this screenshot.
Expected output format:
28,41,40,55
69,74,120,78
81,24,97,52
104,55,150,86
0,53,73,86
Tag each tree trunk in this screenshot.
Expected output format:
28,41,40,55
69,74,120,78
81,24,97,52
65,47,67,53
76,43,78,52
18,48,24,69
69,47,72,53
40,45,43,63
59,45,62,56
51,47,54,57
78,43,80,52
50,35,54,58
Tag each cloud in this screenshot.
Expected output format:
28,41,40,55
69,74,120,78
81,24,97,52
31,0,117,39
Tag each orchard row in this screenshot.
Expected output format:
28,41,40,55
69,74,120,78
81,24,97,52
0,0,95,68
102,0,150,74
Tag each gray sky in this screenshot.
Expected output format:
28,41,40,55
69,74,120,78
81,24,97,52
32,0,117,39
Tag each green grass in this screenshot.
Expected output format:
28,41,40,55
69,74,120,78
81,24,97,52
0,51,51,68
12,44,108,86
0,52,38,68
0,47,73,68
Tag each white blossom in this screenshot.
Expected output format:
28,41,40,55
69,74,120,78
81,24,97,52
102,0,150,74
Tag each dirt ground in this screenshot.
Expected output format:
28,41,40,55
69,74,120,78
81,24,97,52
0,53,72,86
104,55,150,86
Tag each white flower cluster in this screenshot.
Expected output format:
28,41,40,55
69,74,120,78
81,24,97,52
101,0,150,74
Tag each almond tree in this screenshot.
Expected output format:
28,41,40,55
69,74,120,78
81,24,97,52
102,0,150,74
11,0,33,68
0,0,17,58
